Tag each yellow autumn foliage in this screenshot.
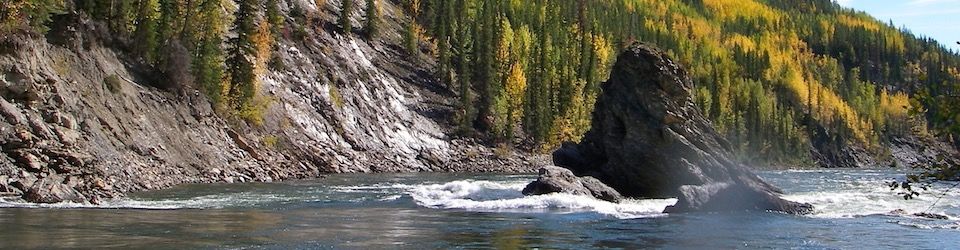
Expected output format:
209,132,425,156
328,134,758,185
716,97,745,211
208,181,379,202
253,18,274,77
837,14,881,31
702,0,780,23
505,62,526,121
592,33,616,82
724,34,757,52
237,18,276,126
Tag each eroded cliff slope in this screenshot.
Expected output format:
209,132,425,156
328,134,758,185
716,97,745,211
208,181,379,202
0,1,541,203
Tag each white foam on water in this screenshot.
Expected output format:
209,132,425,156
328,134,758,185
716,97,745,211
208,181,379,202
333,183,417,191
783,179,960,221
403,179,677,219
7,170,952,224
0,192,295,210
378,195,403,201
896,220,960,230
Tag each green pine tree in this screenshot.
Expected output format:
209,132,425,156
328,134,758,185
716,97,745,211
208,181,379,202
193,0,225,104
362,0,380,38
133,0,160,64
339,0,353,33
225,0,258,112
266,0,283,42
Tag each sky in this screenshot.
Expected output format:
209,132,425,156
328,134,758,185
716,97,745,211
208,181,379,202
834,0,960,53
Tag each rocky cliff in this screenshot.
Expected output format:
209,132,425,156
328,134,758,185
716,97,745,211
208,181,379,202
554,43,812,214
0,1,542,203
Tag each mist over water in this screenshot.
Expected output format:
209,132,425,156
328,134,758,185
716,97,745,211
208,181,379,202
0,170,957,248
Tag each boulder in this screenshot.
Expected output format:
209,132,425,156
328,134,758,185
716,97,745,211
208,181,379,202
22,174,86,203
913,212,950,220
0,98,27,125
522,166,623,203
522,166,590,196
54,127,81,146
10,173,37,192
228,129,262,160
554,43,812,214
579,176,624,203
0,175,18,195
12,150,45,171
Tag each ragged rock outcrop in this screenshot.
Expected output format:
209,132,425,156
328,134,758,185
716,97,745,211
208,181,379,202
553,43,812,214
22,174,86,203
522,166,622,203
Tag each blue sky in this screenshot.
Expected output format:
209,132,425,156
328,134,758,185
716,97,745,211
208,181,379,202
835,0,960,53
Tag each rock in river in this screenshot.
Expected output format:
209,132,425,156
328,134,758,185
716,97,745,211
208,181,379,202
522,166,623,203
553,43,812,214
22,174,86,204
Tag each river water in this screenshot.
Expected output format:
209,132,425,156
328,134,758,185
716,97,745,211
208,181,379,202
0,169,957,249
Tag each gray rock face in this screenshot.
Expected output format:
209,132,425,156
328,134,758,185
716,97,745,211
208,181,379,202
554,43,812,214
0,4,543,204
522,166,623,203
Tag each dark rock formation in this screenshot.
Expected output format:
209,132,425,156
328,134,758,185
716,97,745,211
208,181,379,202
892,209,952,220
913,212,950,220
554,43,812,214
522,166,623,203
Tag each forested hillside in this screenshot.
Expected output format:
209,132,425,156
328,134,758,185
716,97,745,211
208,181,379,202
413,0,960,166
2,0,958,167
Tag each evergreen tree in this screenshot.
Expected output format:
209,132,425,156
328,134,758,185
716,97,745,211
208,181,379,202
339,0,353,33
453,0,473,132
225,0,258,112
110,0,134,36
193,0,226,104
456,34,473,133
156,0,183,54
178,0,203,50
400,0,421,54
402,21,417,54
473,0,499,133
266,0,283,43
362,0,380,38
133,0,160,64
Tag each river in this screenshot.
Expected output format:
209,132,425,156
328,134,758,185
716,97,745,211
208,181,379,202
0,169,957,249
